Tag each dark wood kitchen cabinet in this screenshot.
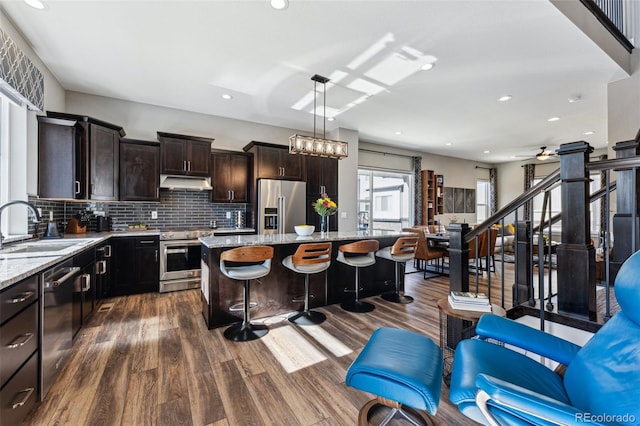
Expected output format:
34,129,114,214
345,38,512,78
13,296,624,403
157,132,213,177
40,112,125,201
243,141,303,180
304,156,338,231
0,275,39,425
305,155,338,197
211,150,251,203
109,236,159,296
120,139,160,201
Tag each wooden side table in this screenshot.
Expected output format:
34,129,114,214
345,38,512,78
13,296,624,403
436,298,506,384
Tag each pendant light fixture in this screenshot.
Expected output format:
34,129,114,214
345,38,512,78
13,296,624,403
289,74,349,160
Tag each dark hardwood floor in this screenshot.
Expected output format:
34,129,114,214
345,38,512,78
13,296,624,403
26,264,516,425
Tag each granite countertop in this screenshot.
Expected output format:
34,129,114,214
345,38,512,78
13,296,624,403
0,229,166,291
200,230,409,249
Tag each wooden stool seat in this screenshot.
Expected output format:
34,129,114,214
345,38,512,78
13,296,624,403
376,236,418,304
220,245,274,342
337,239,379,313
283,242,332,325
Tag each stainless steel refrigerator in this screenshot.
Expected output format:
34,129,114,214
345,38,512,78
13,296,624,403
258,179,307,234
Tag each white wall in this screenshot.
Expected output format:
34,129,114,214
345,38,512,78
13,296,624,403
0,11,66,196
66,91,300,151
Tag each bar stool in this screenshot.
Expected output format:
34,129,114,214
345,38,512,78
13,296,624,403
220,245,274,342
376,236,419,304
337,239,379,313
283,242,332,325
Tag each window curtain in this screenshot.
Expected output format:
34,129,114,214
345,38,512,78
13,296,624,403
489,167,498,215
523,163,535,220
0,27,44,111
413,156,422,225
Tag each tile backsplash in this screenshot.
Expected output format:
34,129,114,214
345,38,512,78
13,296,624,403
28,190,248,234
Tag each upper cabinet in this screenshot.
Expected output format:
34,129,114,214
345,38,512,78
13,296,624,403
305,156,338,197
120,139,160,202
38,112,125,200
157,132,213,177
211,150,251,203
243,141,303,180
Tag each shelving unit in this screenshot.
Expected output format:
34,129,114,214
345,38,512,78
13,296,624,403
436,174,444,215
421,170,445,225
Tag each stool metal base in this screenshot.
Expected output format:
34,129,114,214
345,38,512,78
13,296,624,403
341,300,375,313
381,293,414,304
358,398,439,426
288,310,326,325
223,323,268,342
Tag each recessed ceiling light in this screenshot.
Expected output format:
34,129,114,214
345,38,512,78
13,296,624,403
568,95,582,103
583,130,595,135
498,95,512,102
327,117,335,122
24,0,44,9
483,150,490,154
547,117,560,122
269,0,289,10
395,131,402,135
221,94,233,100
445,142,452,146
420,63,435,71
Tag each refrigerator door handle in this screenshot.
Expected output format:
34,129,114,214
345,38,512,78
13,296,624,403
279,195,285,234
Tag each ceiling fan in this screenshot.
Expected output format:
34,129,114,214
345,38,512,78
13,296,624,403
516,146,558,161
534,146,557,161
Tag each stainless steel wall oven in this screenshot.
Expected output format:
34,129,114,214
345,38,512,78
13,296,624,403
159,229,212,293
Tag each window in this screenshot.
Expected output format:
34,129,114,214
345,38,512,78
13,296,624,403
476,179,490,223
532,178,561,233
532,173,602,236
589,173,602,235
357,168,413,231
0,93,29,238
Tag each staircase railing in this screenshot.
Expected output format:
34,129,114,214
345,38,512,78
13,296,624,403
447,143,640,337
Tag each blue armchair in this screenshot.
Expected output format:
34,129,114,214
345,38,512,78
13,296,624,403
449,250,640,426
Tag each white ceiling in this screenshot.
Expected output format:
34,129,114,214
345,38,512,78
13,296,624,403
0,0,629,163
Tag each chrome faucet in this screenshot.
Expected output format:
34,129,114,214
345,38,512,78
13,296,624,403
0,200,41,250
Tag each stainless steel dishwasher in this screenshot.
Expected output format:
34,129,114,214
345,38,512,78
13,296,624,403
40,261,80,401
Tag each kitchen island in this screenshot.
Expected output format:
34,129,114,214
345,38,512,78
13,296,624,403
199,230,411,329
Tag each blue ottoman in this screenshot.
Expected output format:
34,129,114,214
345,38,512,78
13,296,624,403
346,327,443,425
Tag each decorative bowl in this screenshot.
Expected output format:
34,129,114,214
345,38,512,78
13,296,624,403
294,225,315,236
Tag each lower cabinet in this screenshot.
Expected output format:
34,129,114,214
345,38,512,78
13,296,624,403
109,236,159,296
0,275,39,424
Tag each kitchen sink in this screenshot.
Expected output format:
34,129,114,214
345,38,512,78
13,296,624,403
0,238,99,259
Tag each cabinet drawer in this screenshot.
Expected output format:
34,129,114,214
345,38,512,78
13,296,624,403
1,275,38,324
0,353,37,425
0,302,38,387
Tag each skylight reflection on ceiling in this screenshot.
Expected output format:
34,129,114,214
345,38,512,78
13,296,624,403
290,32,437,119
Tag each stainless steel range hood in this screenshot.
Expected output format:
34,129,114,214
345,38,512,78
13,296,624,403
159,174,212,191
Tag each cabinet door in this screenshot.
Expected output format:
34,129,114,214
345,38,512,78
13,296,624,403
108,238,136,296
229,154,250,203
256,145,281,179
37,118,85,199
187,141,211,176
89,125,119,201
161,138,188,175
135,238,159,293
305,156,337,196
120,142,160,201
211,153,232,202
280,150,303,180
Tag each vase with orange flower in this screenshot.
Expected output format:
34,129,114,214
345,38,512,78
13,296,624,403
312,193,338,233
